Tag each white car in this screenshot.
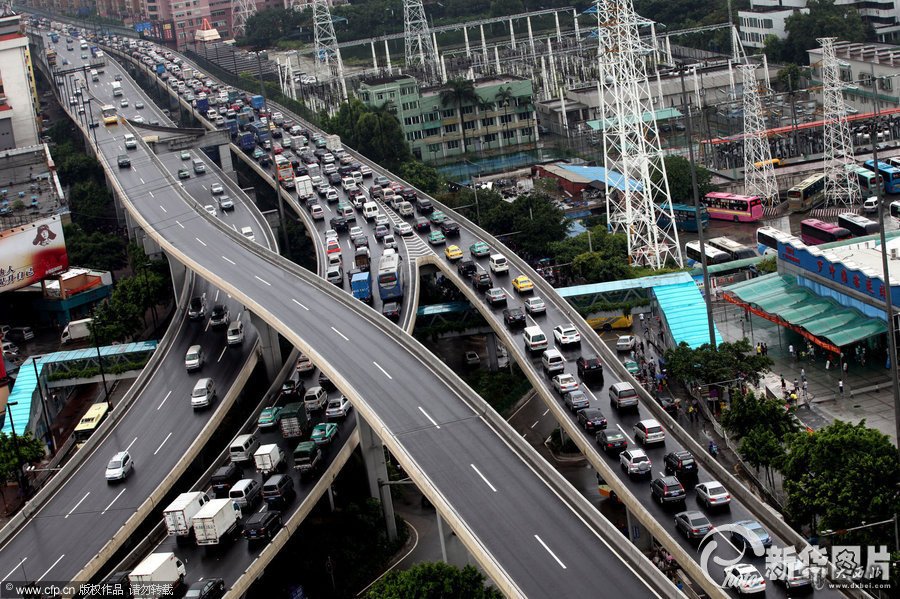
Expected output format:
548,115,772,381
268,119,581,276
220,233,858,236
863,196,879,214
694,481,732,509
120,99,129,107
633,418,665,445
616,335,636,351
105,451,134,482
135,101,144,109
393,222,413,237
203,204,216,217
132,115,145,124
296,353,314,373
325,395,352,419
553,324,581,346
619,448,652,477
241,226,256,242
374,214,390,227
524,296,546,314
1,341,19,356
552,373,579,395
217,195,234,211
723,564,766,595
348,226,364,239
210,182,224,195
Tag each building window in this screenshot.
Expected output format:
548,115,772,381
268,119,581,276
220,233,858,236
441,109,455,118
520,127,532,136
483,133,497,142
517,112,530,121
360,92,370,102
403,115,421,126
376,93,384,101
880,77,893,91
425,111,439,122
447,140,460,150
401,101,418,111
481,117,495,127
464,120,476,131
500,114,514,124
840,68,852,82
502,129,516,139
428,143,441,153
461,105,474,115
406,131,423,141
444,123,458,133
424,127,440,137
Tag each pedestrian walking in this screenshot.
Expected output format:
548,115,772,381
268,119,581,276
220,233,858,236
802,380,808,400
793,378,799,393
789,344,795,360
800,367,806,383
843,361,849,375
781,375,786,394
756,343,762,355
762,342,768,356
838,379,844,399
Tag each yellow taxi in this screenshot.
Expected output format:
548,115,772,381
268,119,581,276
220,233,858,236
444,245,463,261
512,275,534,294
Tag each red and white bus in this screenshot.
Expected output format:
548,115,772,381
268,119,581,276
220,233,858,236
800,219,852,246
701,192,764,222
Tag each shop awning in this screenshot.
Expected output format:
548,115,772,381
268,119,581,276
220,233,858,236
724,274,886,352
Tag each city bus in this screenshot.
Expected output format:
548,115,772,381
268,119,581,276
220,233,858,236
863,160,900,194
100,104,118,126
377,251,403,301
786,173,826,213
656,202,709,232
701,192,764,222
846,164,883,194
707,236,758,260
684,240,731,266
585,311,634,332
799,219,852,245
756,226,789,255
73,401,110,446
837,213,879,237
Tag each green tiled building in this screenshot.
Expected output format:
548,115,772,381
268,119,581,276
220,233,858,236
357,74,537,162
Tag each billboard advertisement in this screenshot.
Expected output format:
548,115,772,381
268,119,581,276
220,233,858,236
0,215,69,294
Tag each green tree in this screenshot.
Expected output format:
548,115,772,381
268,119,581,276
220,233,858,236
242,8,306,49
774,63,809,93
653,155,714,204
780,421,900,544
494,85,515,148
59,152,100,187
572,251,631,283
0,432,45,483
480,191,568,261
777,0,872,64
324,99,411,171
739,426,786,489
63,224,128,272
664,338,774,388
439,78,479,154
367,562,503,599
399,161,444,194
721,390,798,441
69,180,117,232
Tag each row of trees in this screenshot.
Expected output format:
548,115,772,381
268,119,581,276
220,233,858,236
764,0,873,66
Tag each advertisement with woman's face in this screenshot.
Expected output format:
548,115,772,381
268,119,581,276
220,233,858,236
0,215,69,293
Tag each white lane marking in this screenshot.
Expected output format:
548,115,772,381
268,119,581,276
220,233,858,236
139,177,145,184
255,275,271,286
222,256,236,265
470,464,498,493
215,289,219,301
204,318,211,332
231,224,237,232
526,315,537,327
65,492,90,518
157,390,172,410
125,436,138,451
373,361,392,380
39,554,65,580
3,558,27,582
102,488,126,514
202,185,207,191
616,423,632,443
530,420,539,429
534,535,567,569
159,204,167,213
237,311,243,321
581,385,599,403
542,408,550,416
330,327,348,341
292,299,309,310
148,191,154,198
195,237,207,247
217,346,226,363
417,406,440,429
176,220,184,228
154,432,173,455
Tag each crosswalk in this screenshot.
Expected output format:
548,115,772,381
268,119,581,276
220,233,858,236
810,206,861,218
377,198,434,260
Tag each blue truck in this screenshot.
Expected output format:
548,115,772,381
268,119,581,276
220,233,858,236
50,32,59,43
224,119,238,138
238,132,255,151
248,121,270,144
155,63,166,75
350,271,372,304
196,97,209,114
237,109,253,129
251,95,265,111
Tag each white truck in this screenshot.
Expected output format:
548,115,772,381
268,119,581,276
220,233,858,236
181,66,193,80
325,134,342,152
61,317,93,344
111,81,122,97
192,498,241,545
163,491,209,539
128,553,186,599
296,175,314,199
253,443,285,476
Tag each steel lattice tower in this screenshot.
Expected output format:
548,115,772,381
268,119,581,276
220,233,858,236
313,0,348,100
819,37,861,208
595,0,682,268
231,0,256,38
403,0,437,74
740,64,778,206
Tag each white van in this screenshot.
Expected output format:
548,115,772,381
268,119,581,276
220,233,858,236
489,254,509,274
190,378,215,409
523,326,548,352
228,479,260,510
362,201,379,221
609,382,639,409
184,344,203,371
90,69,99,82
341,177,356,192
229,433,260,462
123,133,136,149
226,320,244,345
541,349,565,374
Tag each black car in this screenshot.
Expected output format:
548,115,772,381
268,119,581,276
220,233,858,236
471,272,493,292
416,197,434,214
328,172,342,185
282,378,305,396
664,450,698,481
243,511,282,543
117,154,130,168
329,216,349,233
414,216,431,232
576,356,604,381
440,220,460,237
382,302,401,322
655,393,680,418
502,307,526,328
577,408,608,433
210,462,242,498
650,476,686,508
305,195,319,209
457,259,476,278
209,304,229,327
596,429,627,454
184,579,225,599
319,372,336,391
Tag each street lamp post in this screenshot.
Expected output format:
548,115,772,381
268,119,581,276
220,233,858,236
88,304,111,408
30,358,55,454
5,402,29,494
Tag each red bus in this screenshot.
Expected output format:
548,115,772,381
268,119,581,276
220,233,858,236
800,219,852,245
701,192,764,222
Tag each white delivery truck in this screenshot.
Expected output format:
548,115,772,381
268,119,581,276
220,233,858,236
192,498,241,545
128,553,186,599
111,81,122,97
163,491,209,539
325,134,342,152
295,175,314,199
253,443,285,476
61,317,93,344
181,67,193,80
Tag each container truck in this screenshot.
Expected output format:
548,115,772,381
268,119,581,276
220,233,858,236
237,110,252,129
181,66,193,80
192,498,241,545
325,134,342,151
61,317,93,344
295,175,313,199
238,131,255,151
112,81,122,97
293,441,322,477
224,118,238,138
251,95,265,110
163,492,209,539
351,271,372,304
128,553,186,599
253,443,285,476
195,97,209,114
279,402,309,439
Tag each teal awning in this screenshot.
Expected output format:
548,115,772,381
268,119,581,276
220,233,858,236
587,107,684,131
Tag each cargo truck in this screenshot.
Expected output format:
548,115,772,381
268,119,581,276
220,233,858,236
195,97,209,114
279,403,309,439
224,118,238,138
253,443,285,476
192,498,241,546
295,175,313,199
325,134,342,152
238,131,255,151
111,81,122,97
351,271,372,304
181,67,193,80
129,553,186,599
293,441,322,477
61,317,93,344
251,95,265,110
163,491,210,539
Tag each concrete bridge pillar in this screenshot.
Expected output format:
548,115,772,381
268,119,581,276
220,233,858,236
625,506,652,551
219,144,236,183
244,312,282,381
168,259,188,303
358,417,398,542
485,333,500,372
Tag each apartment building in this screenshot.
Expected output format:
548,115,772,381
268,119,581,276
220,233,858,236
0,9,39,150
806,41,900,112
